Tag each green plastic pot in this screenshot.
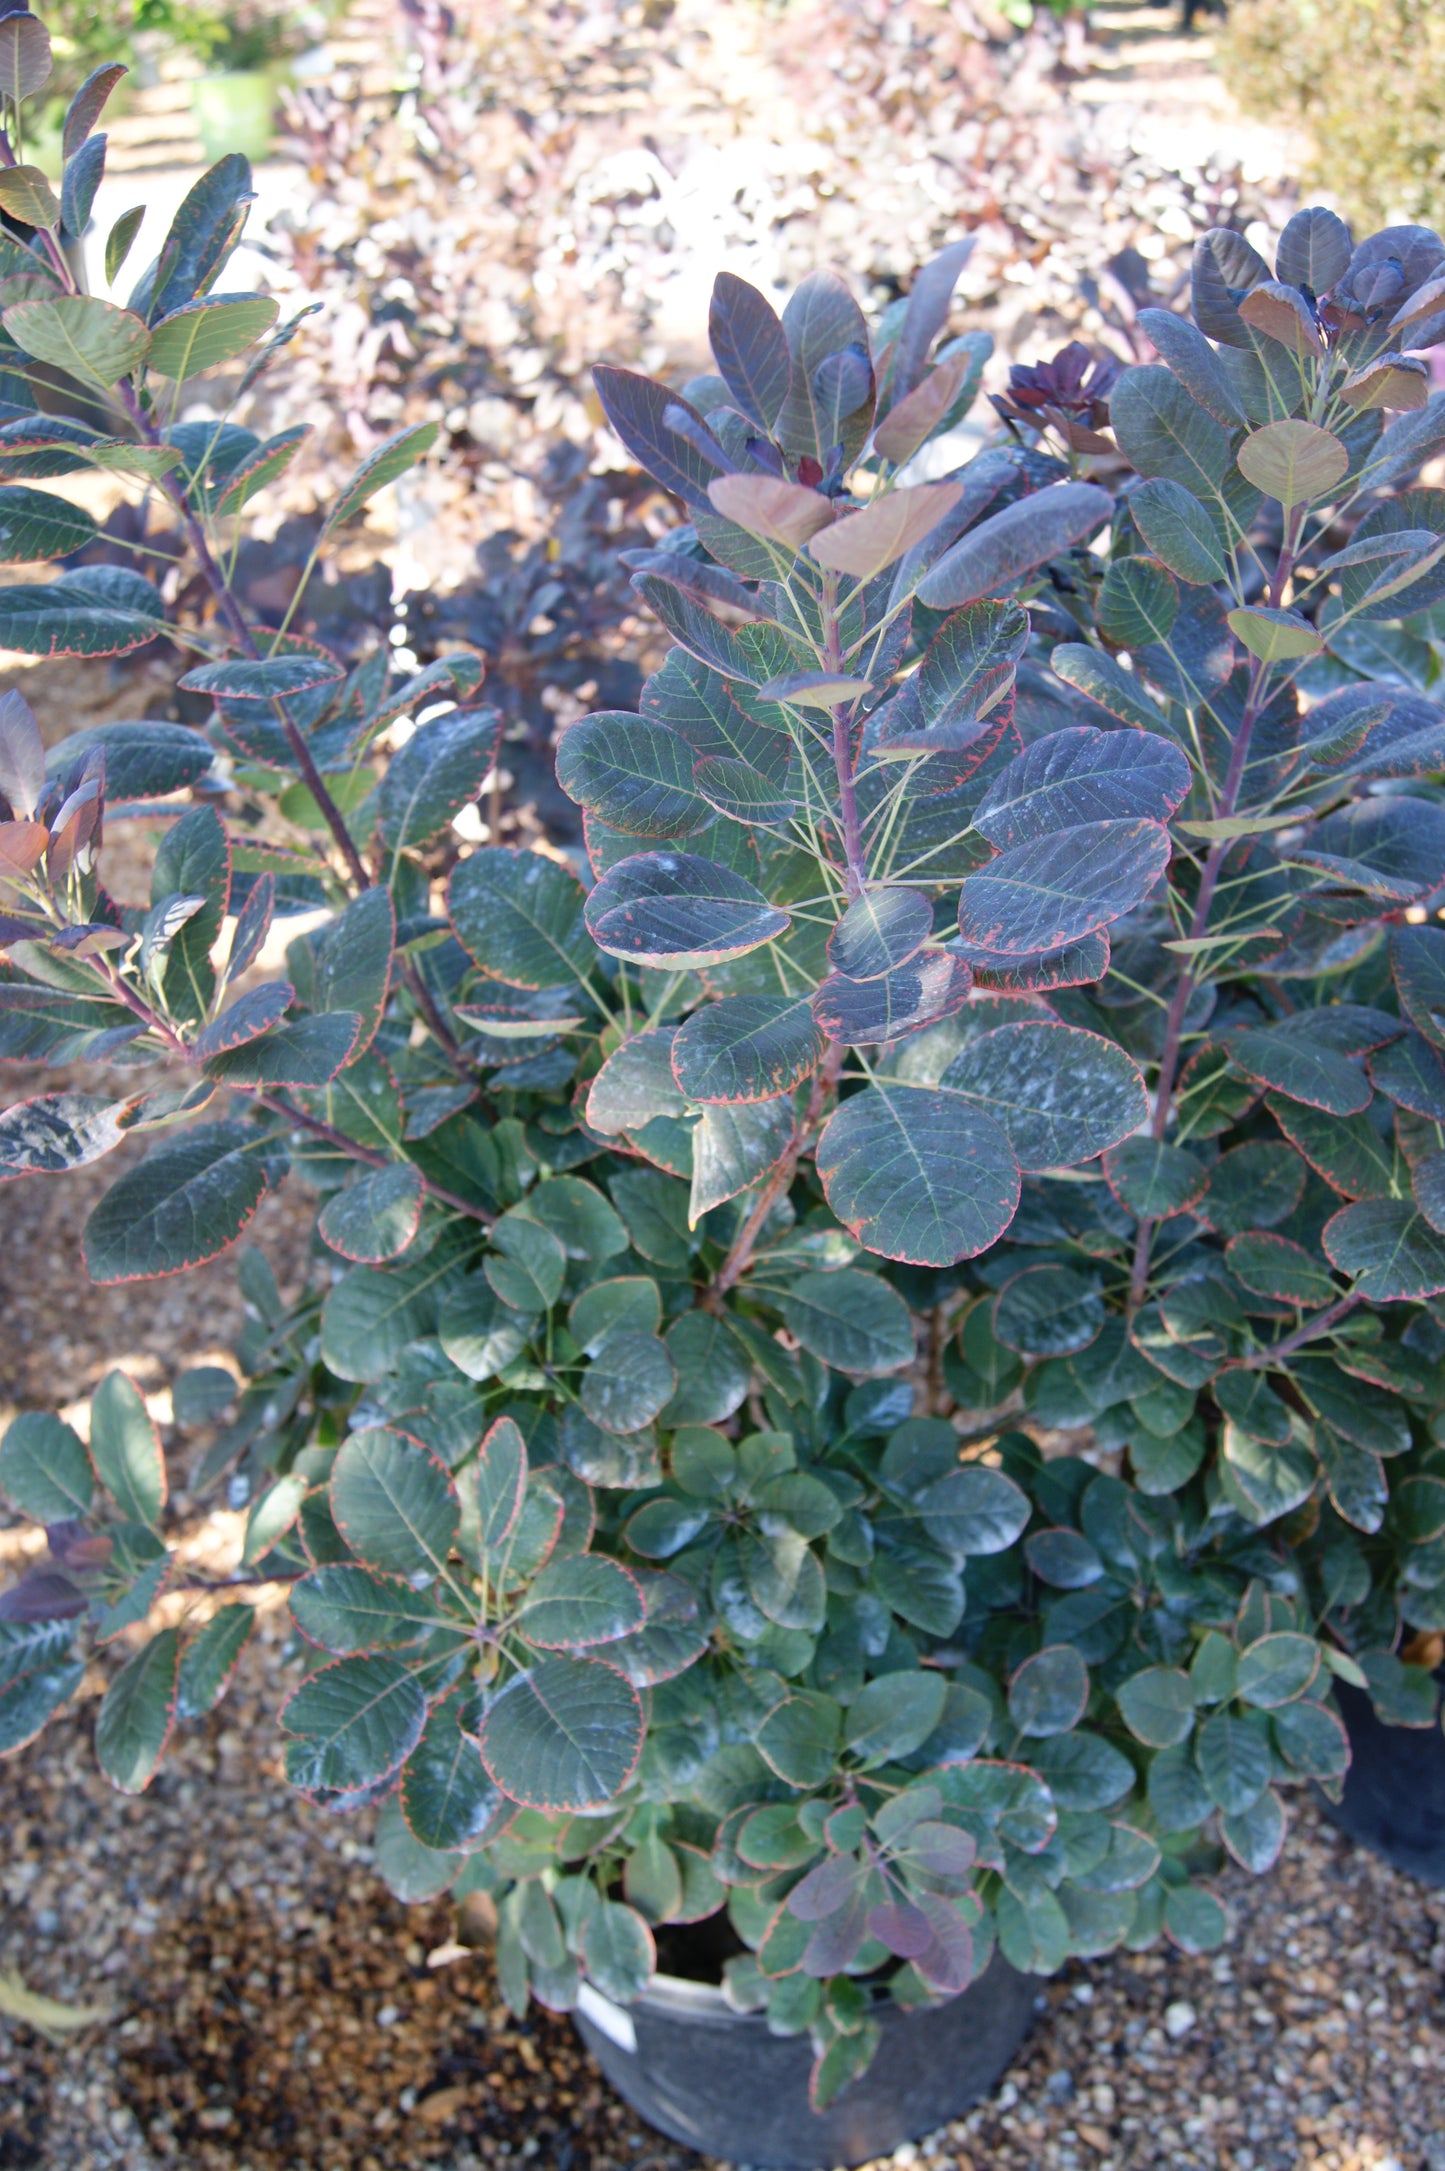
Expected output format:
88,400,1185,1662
190,70,278,165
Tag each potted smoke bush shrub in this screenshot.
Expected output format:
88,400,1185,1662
1,8,1445,2155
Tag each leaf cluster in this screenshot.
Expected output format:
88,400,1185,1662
3,16,1445,2109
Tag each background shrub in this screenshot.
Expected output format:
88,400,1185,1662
1219,0,1445,230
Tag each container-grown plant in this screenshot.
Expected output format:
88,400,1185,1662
3,11,1445,2162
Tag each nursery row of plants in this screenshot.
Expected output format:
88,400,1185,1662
0,9,1444,2163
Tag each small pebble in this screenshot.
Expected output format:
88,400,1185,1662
1164,2000,1197,2040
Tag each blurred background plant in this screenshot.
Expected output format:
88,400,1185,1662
1219,0,1445,230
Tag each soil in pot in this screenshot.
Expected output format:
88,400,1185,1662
574,1917,1035,2171
1319,1670,1445,1887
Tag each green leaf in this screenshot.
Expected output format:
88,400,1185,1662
812,954,971,1046
145,154,252,319
81,1122,285,1284
1195,1711,1271,1813
291,1564,438,1655
661,1312,751,1425
0,1411,93,1520
518,1557,646,1651
88,1369,165,1525
527,1181,620,1267
401,1688,505,1851
843,1671,947,1764
475,1416,528,1555
204,1010,361,1088
816,1082,1019,1268
1103,1137,1206,1217
1222,1787,1286,1874
0,1624,83,1755
1116,1666,1195,1748
942,1021,1147,1172
581,1900,655,2003
0,484,97,563
994,1265,1105,1357
1097,556,1179,647
1322,1198,1445,1300
315,886,394,1063
322,421,438,536
557,711,710,838
1200,1139,1310,1241
318,1164,424,1263
0,165,60,231
826,887,933,982
438,1281,531,1384
281,1653,428,1795
1236,420,1349,507
1008,1645,1089,1737
1110,365,1230,494
1129,478,1228,584
375,1790,463,1902
477,1653,644,1810
330,1426,459,1579
1225,1232,1335,1306
448,846,595,990
584,851,789,970
916,481,1113,610
756,1690,843,1787
974,726,1190,848
322,1242,470,1382
1049,643,1170,733
1236,1632,1320,1709
1163,1882,1227,1954
212,423,308,514
780,1267,914,1375
1228,1029,1369,1117
95,1628,181,1794
957,818,1170,955
486,1211,566,1313
3,294,148,388
101,201,139,282
690,1097,794,1221
997,1884,1070,1974
175,1604,253,1720
581,1332,677,1433
1221,1426,1317,1524
1227,604,1322,662
1213,1369,1293,1445
238,1467,305,1571
181,653,342,699
0,564,163,657
147,293,278,379
671,994,823,1103
568,1277,662,1356
692,754,796,825
379,706,502,853
586,1030,685,1135
1272,1699,1348,1780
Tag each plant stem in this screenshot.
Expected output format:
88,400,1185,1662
114,378,375,895
1237,1292,1361,1368
706,1045,844,1303
254,1092,493,1225
1127,496,1311,1312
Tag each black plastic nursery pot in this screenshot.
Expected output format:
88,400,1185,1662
1319,1670,1445,1887
574,1948,1035,2170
